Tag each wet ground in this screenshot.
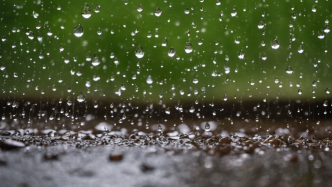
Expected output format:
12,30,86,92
1,122,332,187
1,99,332,187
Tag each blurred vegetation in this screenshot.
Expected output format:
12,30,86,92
0,0,331,103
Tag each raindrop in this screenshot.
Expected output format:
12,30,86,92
326,88,330,94
258,20,264,29
77,92,85,103
323,100,328,107
193,76,199,84
158,125,162,131
184,42,193,53
298,88,302,95
189,106,195,113
162,37,168,47
81,3,92,19
286,66,293,74
205,123,210,131
238,49,244,59
28,31,34,40
146,75,153,84
231,6,237,17
52,85,56,91
168,47,176,57
272,38,280,49
73,24,84,38
137,4,143,12
324,24,330,33
298,45,304,53
92,53,100,66
165,107,170,114
47,29,53,36
154,7,162,17
97,29,102,35
94,5,100,13
216,0,221,5
312,80,317,87
135,45,144,59
198,38,203,45
223,93,227,101
36,22,41,29
147,31,152,38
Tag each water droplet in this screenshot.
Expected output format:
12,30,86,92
326,88,330,94
312,80,317,87
223,93,227,101
74,24,84,38
158,125,162,131
28,31,34,40
324,24,330,33
205,123,210,131
231,6,237,17
135,45,144,58
94,5,100,13
146,75,153,84
137,4,143,12
52,85,56,91
193,76,199,84
47,29,53,36
272,38,280,49
238,49,245,59
92,53,100,66
184,42,193,53
184,8,190,14
165,107,170,114
168,47,176,57
154,7,162,17
81,3,91,19
77,92,85,103
323,100,328,107
97,29,102,35
286,66,293,74
298,88,302,95
258,20,264,29
189,106,195,113
161,37,168,47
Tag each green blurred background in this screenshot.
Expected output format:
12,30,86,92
0,0,331,103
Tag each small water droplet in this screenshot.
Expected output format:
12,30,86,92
205,123,210,131
135,45,144,58
184,42,193,53
74,24,84,38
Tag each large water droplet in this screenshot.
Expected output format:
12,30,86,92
81,3,91,19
